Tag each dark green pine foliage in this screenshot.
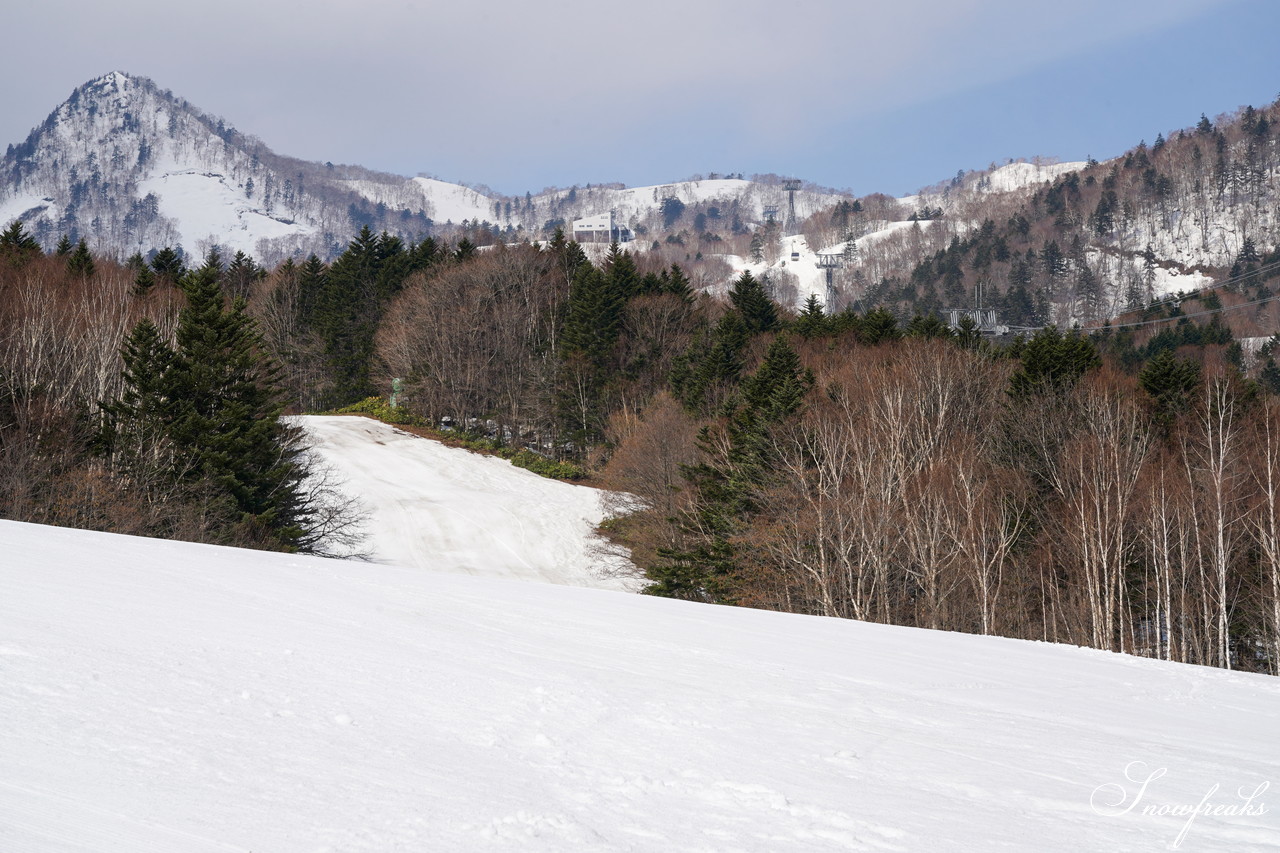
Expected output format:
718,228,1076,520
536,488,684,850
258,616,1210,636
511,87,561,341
728,271,779,334
304,227,423,407
1008,326,1101,401
650,335,813,601
225,250,265,301
859,307,901,344
828,306,864,337
0,220,40,265
671,310,748,413
905,313,952,339
792,294,829,339
558,261,626,443
1260,357,1280,396
954,314,983,350
55,234,73,256
662,264,695,302
98,317,176,477
604,242,640,299
545,229,590,307
150,247,186,283
66,238,95,278
165,258,307,548
132,265,156,296
638,271,665,296
296,254,327,321
561,263,624,365
1139,349,1201,426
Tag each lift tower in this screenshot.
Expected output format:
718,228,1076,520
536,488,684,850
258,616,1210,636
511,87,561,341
782,179,802,230
815,253,843,310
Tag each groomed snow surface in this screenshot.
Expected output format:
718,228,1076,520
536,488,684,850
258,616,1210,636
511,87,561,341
3,421,1279,851
296,415,634,590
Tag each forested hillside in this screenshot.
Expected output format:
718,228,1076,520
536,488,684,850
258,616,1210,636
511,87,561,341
5,207,1280,674
811,101,1280,327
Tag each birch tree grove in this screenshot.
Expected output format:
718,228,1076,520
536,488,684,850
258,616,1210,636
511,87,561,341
607,330,1280,675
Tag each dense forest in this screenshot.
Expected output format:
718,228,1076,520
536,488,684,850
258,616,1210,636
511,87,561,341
5,99,1280,675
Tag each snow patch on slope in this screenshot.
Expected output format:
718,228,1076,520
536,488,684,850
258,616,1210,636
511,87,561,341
410,177,500,224
982,160,1089,192
137,170,313,257
297,415,635,590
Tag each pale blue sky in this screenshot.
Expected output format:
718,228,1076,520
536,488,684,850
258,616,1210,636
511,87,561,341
4,0,1276,196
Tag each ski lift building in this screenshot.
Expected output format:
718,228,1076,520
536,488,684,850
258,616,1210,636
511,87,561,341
571,211,633,244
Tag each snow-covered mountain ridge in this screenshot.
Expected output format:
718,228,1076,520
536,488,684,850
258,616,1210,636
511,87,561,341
1,72,1080,268
0,71,424,264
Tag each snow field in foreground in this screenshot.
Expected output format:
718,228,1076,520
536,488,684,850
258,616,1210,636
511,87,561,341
1,520,1278,851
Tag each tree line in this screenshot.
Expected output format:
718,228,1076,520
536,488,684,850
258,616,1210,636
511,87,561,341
6,213,1280,674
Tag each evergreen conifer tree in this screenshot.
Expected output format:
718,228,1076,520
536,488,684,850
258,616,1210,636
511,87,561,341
859,307,901,344
728,271,779,334
163,258,308,547
793,294,828,339
1008,327,1100,401
651,334,811,601
98,318,176,480
150,247,186,282
604,242,639,299
0,220,40,265
1139,349,1201,425
66,238,95,278
663,264,695,303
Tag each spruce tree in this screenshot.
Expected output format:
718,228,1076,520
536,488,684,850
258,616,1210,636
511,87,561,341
66,238,95,278
98,318,176,481
728,271,779,334
1008,326,1101,401
651,335,811,602
305,227,421,406
1139,349,1201,425
663,264,695,303
0,220,40,265
793,294,828,339
860,307,901,345
905,313,952,339
561,264,623,365
604,242,639,299
150,247,186,283
165,259,307,547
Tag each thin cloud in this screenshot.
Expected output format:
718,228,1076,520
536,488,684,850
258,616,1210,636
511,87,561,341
0,0,1242,194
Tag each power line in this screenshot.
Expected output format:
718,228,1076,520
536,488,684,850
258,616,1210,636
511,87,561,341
1009,258,1280,335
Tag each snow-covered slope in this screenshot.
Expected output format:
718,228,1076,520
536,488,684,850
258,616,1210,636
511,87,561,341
2,520,1277,851
297,415,634,590
979,159,1090,193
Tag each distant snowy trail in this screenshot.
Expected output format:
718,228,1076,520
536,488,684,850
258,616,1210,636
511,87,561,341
296,415,636,590
2,521,1278,851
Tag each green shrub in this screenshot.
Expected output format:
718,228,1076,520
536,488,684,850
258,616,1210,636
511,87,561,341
329,397,427,427
324,398,587,481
